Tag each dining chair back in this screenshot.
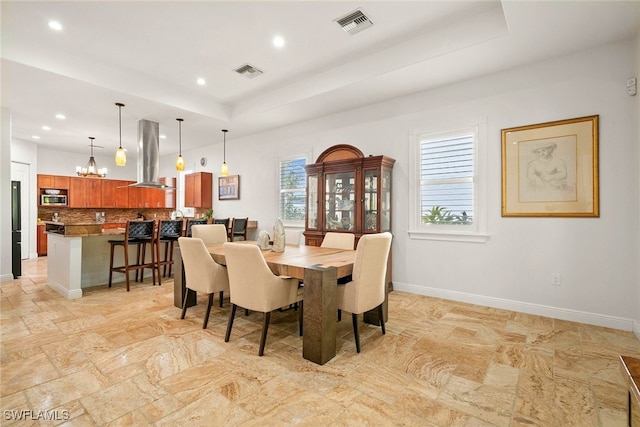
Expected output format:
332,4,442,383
337,232,392,353
230,217,248,241
191,224,228,245
178,237,230,329
213,218,231,240
108,219,156,291
321,232,355,250
223,242,303,356
184,218,208,237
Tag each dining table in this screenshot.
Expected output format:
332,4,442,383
173,242,357,365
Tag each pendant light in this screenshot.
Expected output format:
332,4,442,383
176,118,185,171
76,137,107,177
220,129,229,176
114,102,127,166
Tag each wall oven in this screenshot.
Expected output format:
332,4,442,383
41,194,68,206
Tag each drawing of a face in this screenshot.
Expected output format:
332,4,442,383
533,143,556,160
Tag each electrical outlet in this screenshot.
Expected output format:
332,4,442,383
551,273,561,286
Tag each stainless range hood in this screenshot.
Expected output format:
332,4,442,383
129,119,174,189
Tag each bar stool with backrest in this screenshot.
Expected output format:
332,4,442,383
184,217,208,237
108,219,156,291
155,219,183,281
230,217,248,241
213,218,231,241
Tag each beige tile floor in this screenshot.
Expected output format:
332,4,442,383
2,257,640,426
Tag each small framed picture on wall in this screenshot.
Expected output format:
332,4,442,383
219,175,240,200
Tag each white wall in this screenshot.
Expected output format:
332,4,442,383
0,108,13,282
634,28,640,333
179,38,639,330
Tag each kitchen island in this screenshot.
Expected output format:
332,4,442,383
45,222,141,299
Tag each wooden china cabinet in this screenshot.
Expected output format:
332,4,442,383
304,144,395,321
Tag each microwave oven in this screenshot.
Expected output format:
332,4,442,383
41,194,67,206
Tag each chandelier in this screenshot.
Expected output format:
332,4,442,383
76,137,107,177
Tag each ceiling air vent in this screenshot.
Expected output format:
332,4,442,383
336,9,373,35
233,63,263,79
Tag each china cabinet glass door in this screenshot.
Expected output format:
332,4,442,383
307,174,318,229
325,171,355,231
364,169,378,231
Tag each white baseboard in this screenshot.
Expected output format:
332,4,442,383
47,280,83,299
0,273,15,283
393,281,636,332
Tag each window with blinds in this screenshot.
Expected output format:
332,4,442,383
420,133,474,225
279,155,308,225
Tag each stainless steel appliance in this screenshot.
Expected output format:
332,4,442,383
41,194,68,205
11,181,21,278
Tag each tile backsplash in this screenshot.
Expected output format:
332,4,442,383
38,207,210,224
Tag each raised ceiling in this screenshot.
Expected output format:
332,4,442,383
1,1,638,159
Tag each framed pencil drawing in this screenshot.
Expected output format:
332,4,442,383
501,115,599,217
218,175,240,200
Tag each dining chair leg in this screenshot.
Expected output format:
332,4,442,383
337,309,342,322
258,311,271,356
219,291,224,308
352,313,360,353
225,304,237,342
245,309,250,316
298,301,304,337
378,304,385,335
180,289,191,320
203,293,214,329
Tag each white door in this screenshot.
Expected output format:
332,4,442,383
11,162,30,259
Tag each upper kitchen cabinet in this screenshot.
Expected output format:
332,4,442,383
38,174,70,190
184,172,212,208
68,177,102,208
303,144,395,246
102,180,130,208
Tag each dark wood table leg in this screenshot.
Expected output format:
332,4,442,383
303,266,337,365
173,246,196,309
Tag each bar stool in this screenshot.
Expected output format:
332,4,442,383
230,217,248,241
108,220,156,291
184,217,208,237
155,219,183,281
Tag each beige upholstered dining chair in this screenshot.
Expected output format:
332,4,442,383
223,242,303,356
337,232,392,353
191,224,228,245
177,237,230,329
321,232,355,250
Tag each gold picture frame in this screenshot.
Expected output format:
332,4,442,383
218,175,240,200
501,115,599,217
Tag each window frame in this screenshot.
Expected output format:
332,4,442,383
277,152,311,227
408,120,488,243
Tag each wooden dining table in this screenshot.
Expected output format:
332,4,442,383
173,242,356,365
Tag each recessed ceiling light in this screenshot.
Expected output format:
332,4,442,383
160,134,167,139
196,78,206,85
55,114,65,120
273,35,285,48
48,21,62,31
42,125,51,131
32,135,41,140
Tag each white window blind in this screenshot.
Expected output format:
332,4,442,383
278,155,308,225
420,134,474,225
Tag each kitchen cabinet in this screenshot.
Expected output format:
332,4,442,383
37,223,47,256
184,172,212,208
128,178,175,208
101,180,130,208
69,177,102,208
303,144,395,246
38,174,70,190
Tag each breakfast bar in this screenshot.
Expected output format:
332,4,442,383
45,222,131,298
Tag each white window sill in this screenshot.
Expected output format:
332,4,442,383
408,229,490,243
